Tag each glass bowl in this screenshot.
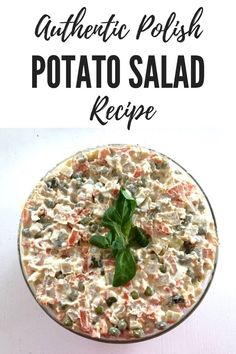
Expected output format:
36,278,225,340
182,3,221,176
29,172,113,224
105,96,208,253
18,145,218,343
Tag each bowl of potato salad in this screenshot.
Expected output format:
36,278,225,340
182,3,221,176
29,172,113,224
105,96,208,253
18,144,218,342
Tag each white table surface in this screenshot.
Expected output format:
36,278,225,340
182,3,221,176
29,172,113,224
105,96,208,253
0,128,235,354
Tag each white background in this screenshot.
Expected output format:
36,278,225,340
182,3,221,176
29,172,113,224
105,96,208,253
0,128,235,354
0,0,236,353
0,0,234,131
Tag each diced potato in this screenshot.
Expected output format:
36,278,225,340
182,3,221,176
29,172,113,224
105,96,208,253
87,149,98,161
165,310,182,323
60,165,73,177
129,319,142,330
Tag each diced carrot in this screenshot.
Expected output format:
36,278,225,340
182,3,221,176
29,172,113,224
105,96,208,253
36,254,46,266
100,319,108,335
206,234,218,246
163,287,173,294
98,148,110,160
167,255,177,274
149,298,160,305
184,299,193,308
123,292,129,301
133,169,141,178
79,230,89,242
142,224,153,236
76,162,89,172
22,208,31,227
76,274,87,281
167,184,185,199
142,221,171,238
112,146,130,153
82,254,89,272
111,189,119,197
175,279,184,287
184,182,195,196
203,248,214,259
81,244,90,254
151,155,162,164
154,221,171,236
80,208,91,216
68,229,79,246
79,310,91,333
167,182,195,201
124,281,132,288
103,259,115,267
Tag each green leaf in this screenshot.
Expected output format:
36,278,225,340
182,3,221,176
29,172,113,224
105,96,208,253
102,206,121,230
106,231,114,245
112,248,136,287
90,235,110,249
116,188,136,224
131,226,149,247
89,188,151,287
113,188,136,237
111,232,126,257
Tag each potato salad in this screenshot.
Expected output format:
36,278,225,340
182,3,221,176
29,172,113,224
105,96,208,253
19,145,218,341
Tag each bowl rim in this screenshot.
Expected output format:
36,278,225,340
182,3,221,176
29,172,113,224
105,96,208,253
17,144,219,344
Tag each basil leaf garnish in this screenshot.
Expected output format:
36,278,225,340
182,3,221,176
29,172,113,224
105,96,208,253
112,248,136,287
89,188,150,286
90,235,111,248
131,226,149,247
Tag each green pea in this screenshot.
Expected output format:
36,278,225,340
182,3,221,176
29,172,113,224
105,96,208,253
155,204,162,212
98,194,105,203
109,327,121,337
58,182,69,194
77,201,85,208
80,216,92,225
161,160,169,169
176,225,185,231
70,194,78,204
198,226,207,235
90,257,103,268
131,290,139,300
60,302,68,310
77,281,85,292
63,315,73,327
144,286,153,297
95,306,104,315
198,202,205,212
172,295,185,304
106,296,117,307
133,329,144,338
77,156,86,163
141,177,147,187
183,215,192,225
159,265,167,273
100,167,109,176
89,224,98,233
46,177,59,189
22,228,30,237
72,179,83,189
183,241,194,254
67,289,78,301
39,216,51,224
154,161,162,169
118,319,127,331
44,198,55,208
156,321,167,330
55,271,64,279
71,172,81,180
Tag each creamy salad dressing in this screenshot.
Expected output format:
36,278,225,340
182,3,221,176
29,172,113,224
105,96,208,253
19,145,218,340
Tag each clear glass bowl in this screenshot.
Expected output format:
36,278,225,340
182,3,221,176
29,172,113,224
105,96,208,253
18,145,218,343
